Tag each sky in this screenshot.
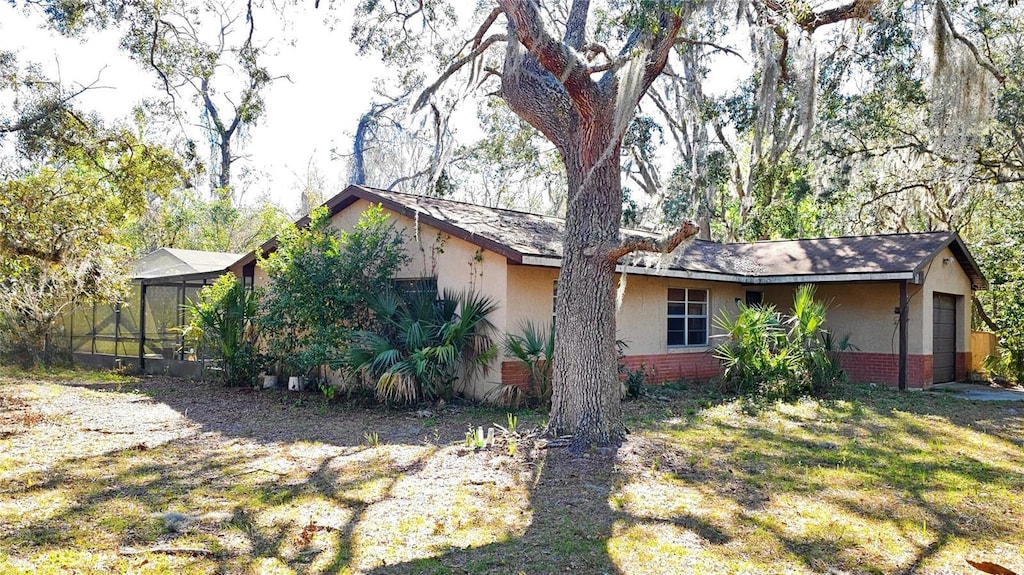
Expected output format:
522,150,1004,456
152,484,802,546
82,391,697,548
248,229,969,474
0,2,433,214
1,2,751,217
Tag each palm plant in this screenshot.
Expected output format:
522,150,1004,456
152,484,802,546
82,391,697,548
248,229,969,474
344,288,498,404
713,302,798,395
500,320,555,408
714,284,853,400
180,274,260,386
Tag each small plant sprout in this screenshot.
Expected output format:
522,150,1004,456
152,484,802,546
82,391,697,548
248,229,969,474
494,413,519,440
363,431,380,447
464,425,487,449
319,382,336,402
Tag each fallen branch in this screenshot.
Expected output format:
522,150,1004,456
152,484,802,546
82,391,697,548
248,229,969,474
120,546,214,557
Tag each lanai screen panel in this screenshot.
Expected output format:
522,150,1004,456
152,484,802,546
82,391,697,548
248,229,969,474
144,285,182,360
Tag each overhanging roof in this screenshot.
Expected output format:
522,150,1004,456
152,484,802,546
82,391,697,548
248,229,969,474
133,248,242,284
233,185,988,289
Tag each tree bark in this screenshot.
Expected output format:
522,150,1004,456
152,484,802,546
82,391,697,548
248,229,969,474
548,111,625,449
493,0,682,451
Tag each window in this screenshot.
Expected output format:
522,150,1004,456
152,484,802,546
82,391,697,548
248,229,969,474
745,290,763,306
668,288,708,346
392,277,438,301
552,280,559,320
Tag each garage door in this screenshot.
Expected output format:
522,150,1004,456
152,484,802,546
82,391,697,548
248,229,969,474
933,293,957,383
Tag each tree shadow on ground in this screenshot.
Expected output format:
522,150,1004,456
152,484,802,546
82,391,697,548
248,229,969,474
5,376,1023,574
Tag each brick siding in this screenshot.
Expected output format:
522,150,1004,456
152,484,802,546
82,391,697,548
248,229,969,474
503,350,967,390
837,351,973,388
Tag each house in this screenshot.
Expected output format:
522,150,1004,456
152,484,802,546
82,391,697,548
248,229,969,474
231,185,988,396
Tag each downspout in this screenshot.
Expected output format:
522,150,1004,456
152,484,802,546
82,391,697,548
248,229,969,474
899,280,909,391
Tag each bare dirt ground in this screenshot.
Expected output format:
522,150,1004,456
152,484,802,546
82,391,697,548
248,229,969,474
2,373,1023,574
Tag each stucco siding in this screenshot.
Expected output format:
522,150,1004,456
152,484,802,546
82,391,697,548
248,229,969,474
761,283,902,354
919,247,973,354
614,274,744,356
505,265,558,332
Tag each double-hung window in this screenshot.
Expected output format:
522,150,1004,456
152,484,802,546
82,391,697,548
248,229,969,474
667,288,708,346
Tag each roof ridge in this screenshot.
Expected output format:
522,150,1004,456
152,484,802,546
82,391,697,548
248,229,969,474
737,230,952,245
162,247,244,257
357,185,565,221
355,185,673,236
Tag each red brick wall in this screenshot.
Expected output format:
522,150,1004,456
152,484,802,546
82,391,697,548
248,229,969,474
504,351,965,390
839,352,943,388
500,362,531,392
618,352,722,383
501,352,721,389
956,352,969,381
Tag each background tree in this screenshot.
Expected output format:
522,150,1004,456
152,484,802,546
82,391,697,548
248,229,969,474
349,0,980,448
0,108,183,365
20,0,293,253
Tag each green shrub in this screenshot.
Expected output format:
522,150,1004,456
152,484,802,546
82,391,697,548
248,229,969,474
344,288,497,404
621,364,650,399
180,274,260,387
714,284,853,400
258,204,409,380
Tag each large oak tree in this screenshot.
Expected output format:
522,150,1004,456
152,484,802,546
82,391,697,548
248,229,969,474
348,0,901,449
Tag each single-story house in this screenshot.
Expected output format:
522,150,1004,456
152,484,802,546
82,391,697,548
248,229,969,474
230,185,988,396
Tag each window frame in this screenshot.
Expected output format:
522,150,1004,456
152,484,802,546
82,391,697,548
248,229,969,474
391,277,438,301
552,279,559,321
667,287,710,348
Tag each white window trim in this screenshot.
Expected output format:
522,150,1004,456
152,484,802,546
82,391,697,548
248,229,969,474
668,287,710,348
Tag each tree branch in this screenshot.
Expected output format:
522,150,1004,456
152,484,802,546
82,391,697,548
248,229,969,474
606,222,699,262
497,0,595,104
674,37,746,63
761,0,882,33
973,295,1000,332
0,78,97,134
935,0,1005,84
413,34,507,112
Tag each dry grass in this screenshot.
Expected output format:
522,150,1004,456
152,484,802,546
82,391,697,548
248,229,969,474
0,372,1022,574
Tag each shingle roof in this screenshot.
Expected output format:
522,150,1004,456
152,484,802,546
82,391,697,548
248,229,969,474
237,185,987,288
134,248,243,281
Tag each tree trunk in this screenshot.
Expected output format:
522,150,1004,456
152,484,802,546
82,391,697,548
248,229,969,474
549,114,626,450
219,132,232,192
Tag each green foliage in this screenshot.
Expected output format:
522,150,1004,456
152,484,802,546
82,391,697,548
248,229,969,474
123,188,290,254
0,117,183,367
180,274,259,387
499,320,555,409
714,285,853,400
973,199,1024,382
259,204,409,378
464,425,488,449
621,364,649,399
345,288,497,405
363,430,381,447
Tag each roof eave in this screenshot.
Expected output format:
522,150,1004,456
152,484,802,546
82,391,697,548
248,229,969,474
911,232,989,290
521,255,916,284
232,185,527,269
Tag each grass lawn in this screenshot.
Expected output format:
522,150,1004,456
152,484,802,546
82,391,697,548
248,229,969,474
1,371,1022,574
